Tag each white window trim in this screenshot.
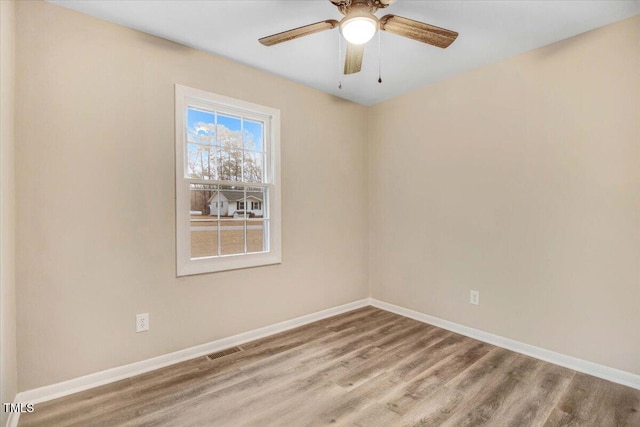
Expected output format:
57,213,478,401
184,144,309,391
175,84,281,276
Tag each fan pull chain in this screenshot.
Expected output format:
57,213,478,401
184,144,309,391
338,32,342,90
377,27,382,84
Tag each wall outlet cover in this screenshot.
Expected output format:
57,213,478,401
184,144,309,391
470,290,480,305
136,313,149,333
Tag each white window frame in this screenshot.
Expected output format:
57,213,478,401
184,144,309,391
175,84,281,276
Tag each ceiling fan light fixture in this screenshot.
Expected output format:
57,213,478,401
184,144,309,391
340,12,378,45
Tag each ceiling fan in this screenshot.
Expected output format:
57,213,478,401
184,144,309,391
258,0,458,75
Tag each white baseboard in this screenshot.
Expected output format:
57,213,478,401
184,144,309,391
13,298,370,410
5,412,19,427
370,298,640,390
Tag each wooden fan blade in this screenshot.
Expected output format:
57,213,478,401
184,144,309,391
380,15,458,48
344,42,364,75
259,20,339,46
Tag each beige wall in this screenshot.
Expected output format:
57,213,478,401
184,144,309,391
369,16,640,374
1,0,18,421
15,1,368,391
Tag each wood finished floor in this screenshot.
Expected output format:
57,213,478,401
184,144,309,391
20,307,640,427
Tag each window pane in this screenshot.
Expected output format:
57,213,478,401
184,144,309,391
217,114,242,148
191,224,218,259
247,219,267,253
218,148,242,181
217,185,243,218
243,151,264,183
208,149,222,181
208,190,223,218
186,144,203,179
243,119,264,151
187,145,216,180
245,186,267,219
187,108,215,145
190,184,219,258
190,148,223,181
190,183,218,216
220,220,245,256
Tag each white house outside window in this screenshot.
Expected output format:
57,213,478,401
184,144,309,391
175,85,281,275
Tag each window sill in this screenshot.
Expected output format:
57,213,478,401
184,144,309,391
177,252,282,277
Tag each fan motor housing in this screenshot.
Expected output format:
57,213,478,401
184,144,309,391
338,0,382,16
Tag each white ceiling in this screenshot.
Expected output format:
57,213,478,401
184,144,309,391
49,0,639,106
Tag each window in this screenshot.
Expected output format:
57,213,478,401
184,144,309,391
252,202,262,210
175,85,281,275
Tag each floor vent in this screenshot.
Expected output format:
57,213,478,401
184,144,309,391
206,346,243,361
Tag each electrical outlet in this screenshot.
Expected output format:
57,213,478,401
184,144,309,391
136,313,149,333
470,290,480,305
